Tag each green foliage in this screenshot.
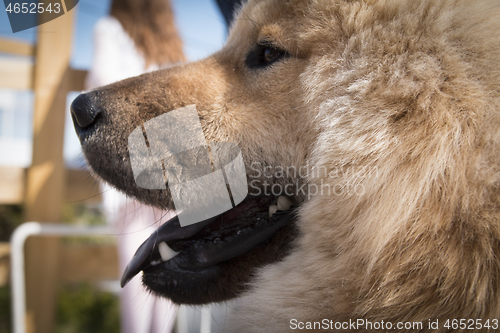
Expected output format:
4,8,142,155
0,286,11,333
55,284,120,333
0,202,107,242
62,203,106,226
60,203,115,245
0,205,23,242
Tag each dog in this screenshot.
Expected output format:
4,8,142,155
71,0,500,331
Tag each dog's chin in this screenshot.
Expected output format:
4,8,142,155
79,151,174,210
120,195,299,304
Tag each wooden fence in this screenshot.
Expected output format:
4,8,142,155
0,9,118,333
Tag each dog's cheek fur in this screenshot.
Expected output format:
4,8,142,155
83,51,313,207
222,0,500,332
81,0,500,330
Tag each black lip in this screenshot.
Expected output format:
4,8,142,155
121,196,296,293
121,215,221,287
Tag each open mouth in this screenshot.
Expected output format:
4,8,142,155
121,194,298,304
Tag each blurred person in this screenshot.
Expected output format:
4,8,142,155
85,1,185,332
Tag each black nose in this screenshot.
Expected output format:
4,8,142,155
71,93,101,130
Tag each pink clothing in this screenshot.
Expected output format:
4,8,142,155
86,16,177,333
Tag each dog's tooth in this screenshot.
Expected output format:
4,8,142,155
277,196,293,211
269,205,278,218
158,242,179,262
150,259,162,266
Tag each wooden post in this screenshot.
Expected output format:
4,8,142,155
24,7,75,333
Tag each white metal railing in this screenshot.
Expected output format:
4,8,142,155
10,222,212,333
10,222,115,333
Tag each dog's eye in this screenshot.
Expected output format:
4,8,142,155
263,47,283,63
245,44,288,69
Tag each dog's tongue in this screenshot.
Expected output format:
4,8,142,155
120,215,218,287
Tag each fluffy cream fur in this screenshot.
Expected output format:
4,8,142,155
80,0,500,331
225,0,500,331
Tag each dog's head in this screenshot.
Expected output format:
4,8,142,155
71,0,319,304
72,0,500,312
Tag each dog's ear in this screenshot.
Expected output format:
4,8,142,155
215,0,246,27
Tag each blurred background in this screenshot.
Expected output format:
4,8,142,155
0,1,227,332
